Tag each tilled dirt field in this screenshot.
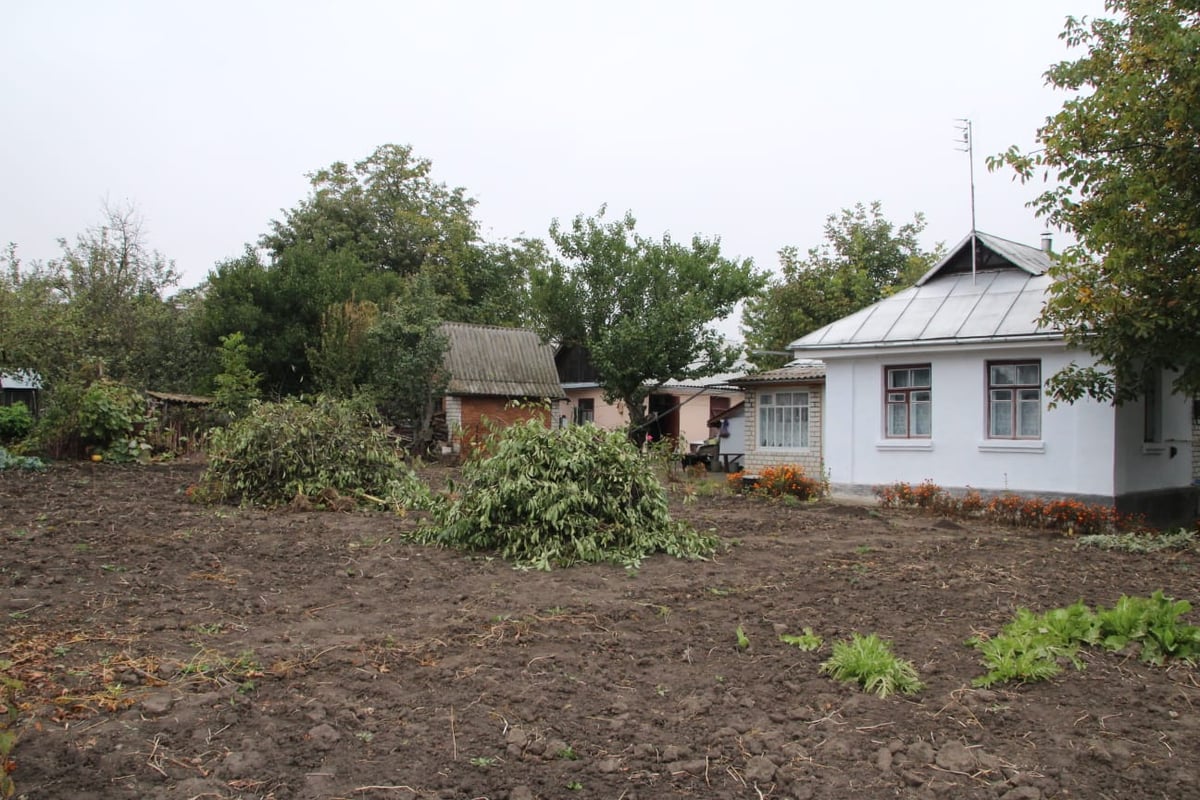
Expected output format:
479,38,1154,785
2,460,1198,800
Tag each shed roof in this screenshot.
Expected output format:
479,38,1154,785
733,360,826,385
442,322,566,399
0,371,41,390
789,232,1059,353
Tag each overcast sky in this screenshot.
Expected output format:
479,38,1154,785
3,1,1105,332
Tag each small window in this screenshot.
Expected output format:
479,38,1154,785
1143,370,1162,443
758,391,809,448
574,398,595,425
884,365,931,438
988,361,1041,439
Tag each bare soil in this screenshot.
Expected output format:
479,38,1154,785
3,461,1199,800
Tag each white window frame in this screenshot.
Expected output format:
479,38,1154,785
757,390,810,449
987,361,1041,439
884,365,932,438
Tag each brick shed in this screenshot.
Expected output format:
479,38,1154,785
440,322,566,454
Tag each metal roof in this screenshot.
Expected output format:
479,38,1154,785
442,322,566,399
733,360,826,385
789,232,1060,353
0,371,41,390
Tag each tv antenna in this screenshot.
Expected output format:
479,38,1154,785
955,118,977,283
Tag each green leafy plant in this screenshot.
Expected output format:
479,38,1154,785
0,405,33,444
819,633,923,697
78,379,145,448
199,395,428,509
1077,529,1196,553
0,447,45,472
1096,591,1200,666
420,418,717,569
780,627,824,652
971,592,1200,686
735,625,750,651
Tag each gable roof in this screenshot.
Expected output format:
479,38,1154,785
789,231,1059,353
442,322,566,399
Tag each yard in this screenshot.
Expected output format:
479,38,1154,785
2,460,1198,799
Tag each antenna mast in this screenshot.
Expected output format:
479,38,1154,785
955,118,977,283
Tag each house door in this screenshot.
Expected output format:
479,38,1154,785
648,394,679,443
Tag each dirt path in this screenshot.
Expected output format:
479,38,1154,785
2,462,1197,799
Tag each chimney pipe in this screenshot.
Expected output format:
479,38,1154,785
1040,232,1053,254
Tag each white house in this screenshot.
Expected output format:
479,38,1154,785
787,231,1197,527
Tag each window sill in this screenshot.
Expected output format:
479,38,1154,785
876,440,933,452
978,440,1045,454
1142,443,1167,455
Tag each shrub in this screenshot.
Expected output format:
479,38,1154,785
199,395,425,508
421,419,718,570
819,633,923,697
78,380,146,446
0,404,33,443
730,465,826,500
874,480,1141,536
0,447,45,472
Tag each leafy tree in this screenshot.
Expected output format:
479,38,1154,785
212,332,262,419
308,298,381,398
362,280,449,453
530,207,764,439
989,0,1200,403
1,205,185,390
742,202,940,368
201,144,530,394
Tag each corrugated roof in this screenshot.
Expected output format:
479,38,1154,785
0,371,41,390
734,361,826,385
442,322,566,399
789,232,1060,353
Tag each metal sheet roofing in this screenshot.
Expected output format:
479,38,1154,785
442,322,566,399
734,361,826,385
789,232,1060,352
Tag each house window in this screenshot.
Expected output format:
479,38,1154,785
574,398,595,425
988,362,1041,439
1143,370,1162,443
758,391,809,448
885,365,931,438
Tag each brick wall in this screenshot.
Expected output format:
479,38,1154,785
452,396,552,454
741,385,824,476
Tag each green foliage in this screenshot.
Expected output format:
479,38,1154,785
1096,591,1200,666
530,206,765,440
1077,528,1196,553
0,447,45,472
421,418,718,570
742,202,942,368
971,592,1200,686
735,625,750,651
989,2,1200,403
819,633,923,697
362,282,450,452
211,332,262,419
78,380,145,446
309,299,380,397
780,627,824,652
199,395,426,508
0,405,33,443
202,144,525,396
